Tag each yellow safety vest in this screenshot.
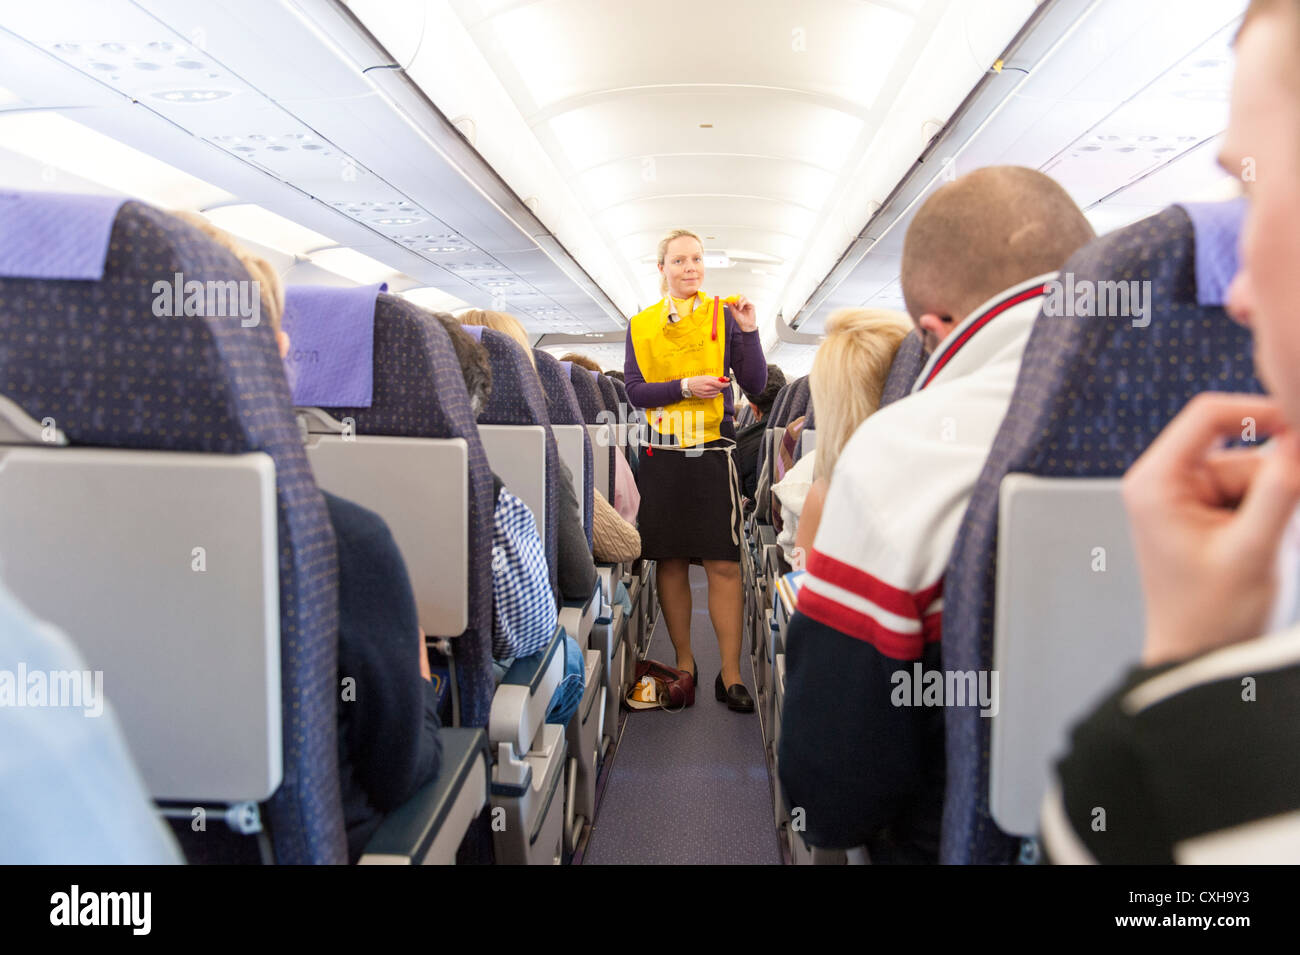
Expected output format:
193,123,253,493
629,292,728,448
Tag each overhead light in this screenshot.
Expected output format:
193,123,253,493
703,251,731,269
0,111,233,209
309,247,398,284
151,89,234,103
401,285,468,312
200,204,334,257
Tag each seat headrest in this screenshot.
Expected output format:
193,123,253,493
1175,197,1246,307
282,283,386,407
0,190,127,281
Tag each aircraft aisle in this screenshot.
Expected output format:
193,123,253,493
581,566,781,865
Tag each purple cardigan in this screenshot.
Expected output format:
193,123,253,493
624,305,767,439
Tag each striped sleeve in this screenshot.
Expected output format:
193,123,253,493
1045,628,1300,864
798,548,943,659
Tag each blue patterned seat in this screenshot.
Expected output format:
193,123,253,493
535,349,594,548
794,397,817,462
593,372,620,417
609,375,630,412
317,295,496,730
766,381,794,430
466,326,561,596
780,376,811,425
0,201,344,864
566,361,605,425
879,330,928,408
940,205,1262,864
566,361,616,501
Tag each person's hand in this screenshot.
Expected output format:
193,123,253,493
685,376,728,399
1122,394,1300,666
418,626,432,682
728,295,758,333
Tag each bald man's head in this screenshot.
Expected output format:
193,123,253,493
900,166,1095,348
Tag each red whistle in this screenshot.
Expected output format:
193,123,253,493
718,376,729,383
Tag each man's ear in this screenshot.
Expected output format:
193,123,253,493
277,330,291,360
918,312,953,344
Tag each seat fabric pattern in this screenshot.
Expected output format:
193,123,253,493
322,295,496,729
535,349,594,548
940,206,1262,864
879,330,928,409
472,327,560,596
0,202,344,864
568,362,616,501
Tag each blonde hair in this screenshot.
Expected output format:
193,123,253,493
811,308,913,482
458,309,536,369
169,210,285,333
656,228,703,296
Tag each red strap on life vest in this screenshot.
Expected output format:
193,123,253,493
711,296,720,341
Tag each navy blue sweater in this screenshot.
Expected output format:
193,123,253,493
324,492,442,863
778,609,945,862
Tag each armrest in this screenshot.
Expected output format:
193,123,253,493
489,627,565,756
558,580,600,645
595,561,622,601
758,524,777,548
359,728,489,865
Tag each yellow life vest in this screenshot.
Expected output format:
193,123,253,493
629,292,728,448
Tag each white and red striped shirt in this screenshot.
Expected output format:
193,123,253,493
797,274,1054,657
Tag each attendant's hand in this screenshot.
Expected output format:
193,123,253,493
1122,394,1300,666
685,376,728,399
418,627,432,682
728,295,758,333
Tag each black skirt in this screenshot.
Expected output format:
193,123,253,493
635,438,741,561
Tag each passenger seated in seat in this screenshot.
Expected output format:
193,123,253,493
434,314,585,727
1044,0,1300,863
772,309,910,566
171,213,442,862
778,167,1095,861
735,363,786,501
592,488,641,564
459,310,602,602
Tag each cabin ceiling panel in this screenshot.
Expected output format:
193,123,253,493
452,0,920,116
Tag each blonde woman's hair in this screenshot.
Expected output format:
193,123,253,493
169,210,286,333
458,309,536,369
656,228,703,296
811,308,913,482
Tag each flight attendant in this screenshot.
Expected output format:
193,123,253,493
624,228,767,711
